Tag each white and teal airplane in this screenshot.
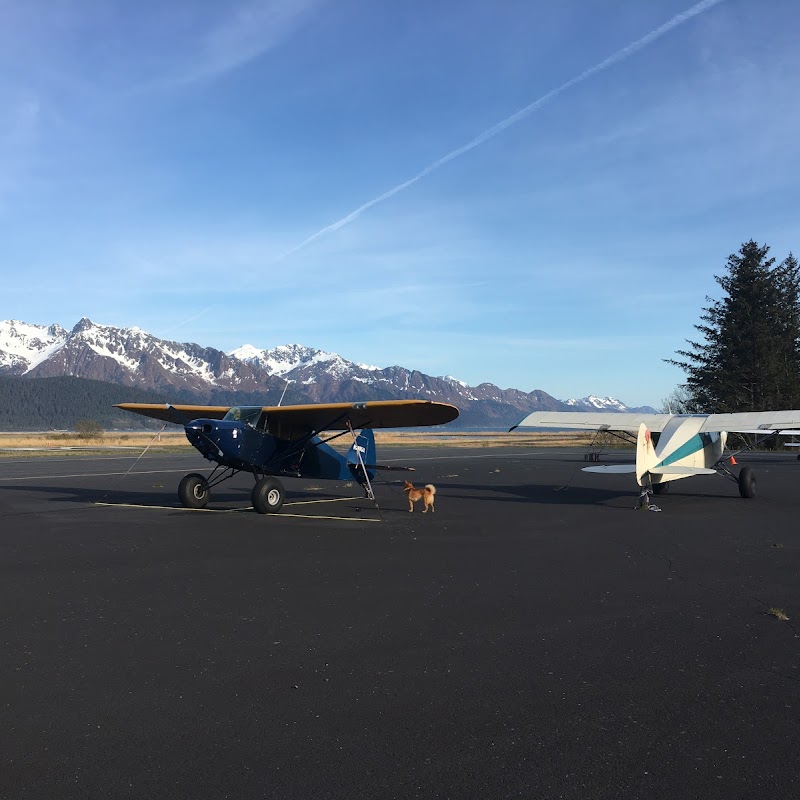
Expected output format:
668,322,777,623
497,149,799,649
510,410,800,503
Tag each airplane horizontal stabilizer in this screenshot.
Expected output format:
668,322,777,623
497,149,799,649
648,466,717,476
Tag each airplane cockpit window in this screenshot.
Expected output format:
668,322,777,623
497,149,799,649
224,407,262,427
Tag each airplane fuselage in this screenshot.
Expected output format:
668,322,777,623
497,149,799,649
649,415,727,483
184,415,371,482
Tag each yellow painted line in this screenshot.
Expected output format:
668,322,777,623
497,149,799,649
94,502,248,513
284,497,357,506
93,501,381,522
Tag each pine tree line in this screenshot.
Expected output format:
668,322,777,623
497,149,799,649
0,376,313,431
669,240,800,413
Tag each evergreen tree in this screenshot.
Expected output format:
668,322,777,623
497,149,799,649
669,240,800,412
773,252,800,405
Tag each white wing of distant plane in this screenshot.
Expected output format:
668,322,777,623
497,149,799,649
695,411,800,433
510,410,800,435
509,411,672,433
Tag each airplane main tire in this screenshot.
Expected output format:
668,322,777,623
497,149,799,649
252,477,285,514
178,473,210,509
738,466,756,498
653,482,670,495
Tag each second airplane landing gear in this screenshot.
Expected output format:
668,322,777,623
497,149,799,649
738,466,756,498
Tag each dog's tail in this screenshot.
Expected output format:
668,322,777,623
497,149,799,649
425,484,436,495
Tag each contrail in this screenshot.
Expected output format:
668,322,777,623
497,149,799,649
281,0,725,259
159,306,212,336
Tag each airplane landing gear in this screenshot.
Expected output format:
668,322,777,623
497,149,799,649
636,478,662,512
738,466,756,498
178,473,210,509
252,476,285,514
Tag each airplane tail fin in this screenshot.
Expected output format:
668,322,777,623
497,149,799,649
635,423,658,487
346,428,377,482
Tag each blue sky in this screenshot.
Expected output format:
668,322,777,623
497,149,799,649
2,0,799,407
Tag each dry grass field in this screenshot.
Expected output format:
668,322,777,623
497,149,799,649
369,430,597,448
0,430,192,453
0,429,599,454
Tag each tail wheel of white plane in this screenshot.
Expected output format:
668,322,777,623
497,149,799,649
738,466,756,498
652,482,670,495
178,473,210,508
252,477,285,514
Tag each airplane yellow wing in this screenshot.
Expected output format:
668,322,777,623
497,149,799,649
115,404,231,423
115,399,459,430
263,399,459,430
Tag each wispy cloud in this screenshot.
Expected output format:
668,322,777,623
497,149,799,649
281,0,727,259
168,0,326,86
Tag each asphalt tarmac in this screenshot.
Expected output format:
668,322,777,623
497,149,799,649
1,446,799,799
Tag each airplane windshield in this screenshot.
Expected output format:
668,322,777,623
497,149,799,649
224,406,262,427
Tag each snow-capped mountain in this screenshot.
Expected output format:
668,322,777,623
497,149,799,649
228,343,381,381
0,318,281,394
0,321,68,374
565,395,653,413
0,319,655,426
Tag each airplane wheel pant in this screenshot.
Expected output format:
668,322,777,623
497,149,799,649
178,473,210,509
252,477,285,514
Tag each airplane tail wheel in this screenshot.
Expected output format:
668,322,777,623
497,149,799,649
653,482,670,495
252,477,285,514
178,473,210,508
738,466,756,498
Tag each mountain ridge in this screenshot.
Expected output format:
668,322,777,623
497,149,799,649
0,319,656,428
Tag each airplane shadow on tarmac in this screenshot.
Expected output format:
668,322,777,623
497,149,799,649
6,468,751,513
430,479,743,506
431,481,635,507
6,483,362,511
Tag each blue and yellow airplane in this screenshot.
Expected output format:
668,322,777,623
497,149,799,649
116,399,458,513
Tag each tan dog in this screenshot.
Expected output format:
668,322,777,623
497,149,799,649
403,481,436,513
